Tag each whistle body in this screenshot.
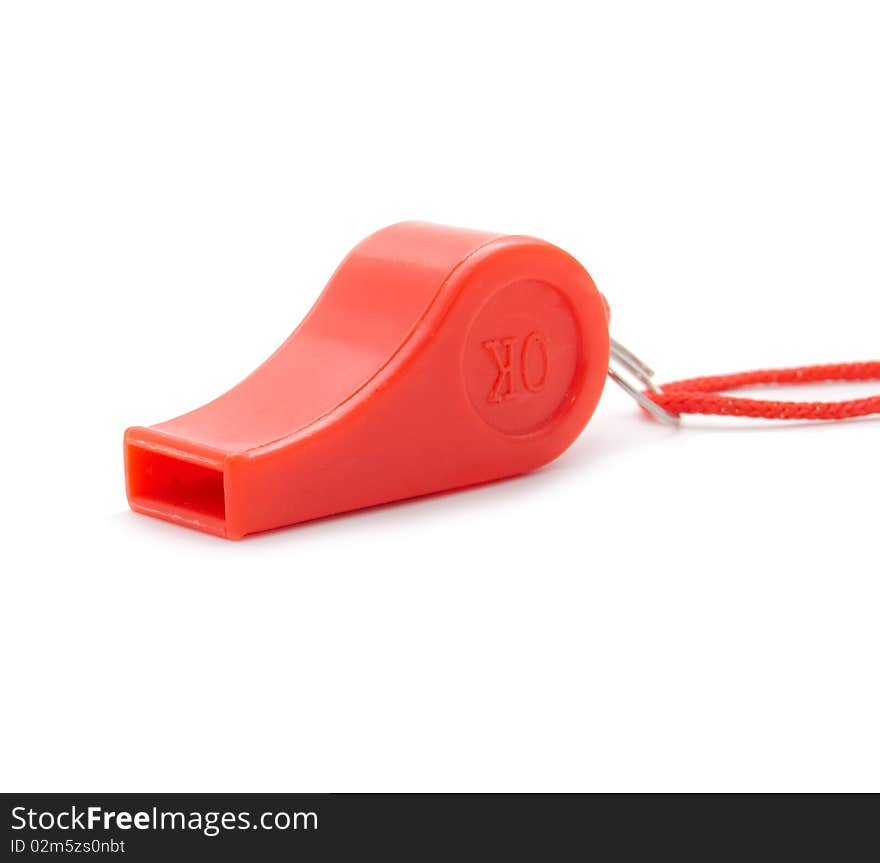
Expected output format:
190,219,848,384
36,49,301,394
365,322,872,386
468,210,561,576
124,222,610,538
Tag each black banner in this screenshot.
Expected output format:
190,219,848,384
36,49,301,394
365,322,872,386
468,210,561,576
2,793,875,860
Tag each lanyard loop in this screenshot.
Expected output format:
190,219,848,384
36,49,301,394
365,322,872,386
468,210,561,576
648,361,880,421
609,343,880,422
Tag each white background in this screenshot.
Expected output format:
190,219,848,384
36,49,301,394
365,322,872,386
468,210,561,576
1,1,877,792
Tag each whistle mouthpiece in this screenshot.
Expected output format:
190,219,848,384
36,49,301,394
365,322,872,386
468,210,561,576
124,222,610,538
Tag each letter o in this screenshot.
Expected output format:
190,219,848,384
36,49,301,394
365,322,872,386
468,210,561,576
521,332,549,393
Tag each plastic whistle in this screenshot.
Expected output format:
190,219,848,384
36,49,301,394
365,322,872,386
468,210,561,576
124,222,610,538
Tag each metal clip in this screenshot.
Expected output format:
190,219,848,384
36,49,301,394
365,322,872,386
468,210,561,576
607,338,680,425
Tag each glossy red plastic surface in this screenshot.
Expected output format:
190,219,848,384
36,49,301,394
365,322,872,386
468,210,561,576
124,222,610,538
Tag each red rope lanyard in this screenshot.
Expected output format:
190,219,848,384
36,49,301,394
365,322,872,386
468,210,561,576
648,361,880,421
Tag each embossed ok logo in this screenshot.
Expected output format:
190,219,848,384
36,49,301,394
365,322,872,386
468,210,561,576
483,333,549,403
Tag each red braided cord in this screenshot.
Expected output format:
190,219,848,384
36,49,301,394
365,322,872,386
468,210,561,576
649,361,880,420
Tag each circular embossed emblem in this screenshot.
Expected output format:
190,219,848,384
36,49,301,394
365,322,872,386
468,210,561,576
463,280,582,435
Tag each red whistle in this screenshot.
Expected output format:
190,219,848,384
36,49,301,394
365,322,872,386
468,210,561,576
124,222,610,538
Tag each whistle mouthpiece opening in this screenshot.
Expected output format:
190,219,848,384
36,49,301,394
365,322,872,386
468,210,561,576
125,435,228,537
